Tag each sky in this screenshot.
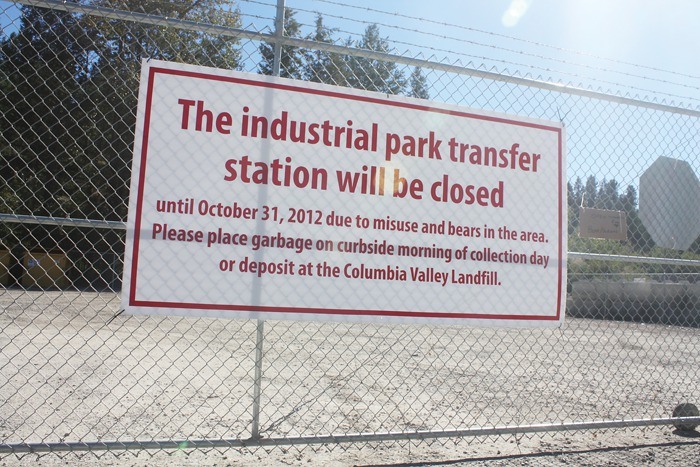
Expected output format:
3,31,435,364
1,0,698,103
250,0,700,184
1,0,698,181
258,0,700,105
403,0,697,77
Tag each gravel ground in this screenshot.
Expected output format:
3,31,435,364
1,290,699,466
1,428,699,466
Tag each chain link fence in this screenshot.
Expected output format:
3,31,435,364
1,0,699,459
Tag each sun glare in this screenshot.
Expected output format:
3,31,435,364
502,0,532,27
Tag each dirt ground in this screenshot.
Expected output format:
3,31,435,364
1,290,698,466
1,427,699,466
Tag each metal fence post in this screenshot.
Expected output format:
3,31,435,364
251,0,286,440
250,319,266,439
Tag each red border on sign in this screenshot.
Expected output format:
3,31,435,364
129,65,565,322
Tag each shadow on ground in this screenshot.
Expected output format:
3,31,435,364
358,434,700,467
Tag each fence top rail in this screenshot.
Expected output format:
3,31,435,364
0,213,126,230
13,0,700,118
2,213,699,267
568,252,700,268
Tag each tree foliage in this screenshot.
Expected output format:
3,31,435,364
1,6,93,219
345,24,406,94
1,2,242,254
303,14,350,86
260,14,409,96
409,67,430,99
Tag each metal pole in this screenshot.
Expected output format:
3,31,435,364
251,0,286,440
0,213,125,230
568,251,700,267
272,0,285,77
250,319,266,438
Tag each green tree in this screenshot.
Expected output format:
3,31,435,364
582,175,597,208
596,178,619,210
1,1,242,258
83,0,242,222
346,24,405,94
258,7,304,79
620,185,637,213
303,14,350,87
0,5,100,255
408,66,429,99
568,177,584,233
1,6,95,220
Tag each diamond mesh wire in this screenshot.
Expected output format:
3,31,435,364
0,0,698,458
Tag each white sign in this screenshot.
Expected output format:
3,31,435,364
639,156,700,251
122,60,566,327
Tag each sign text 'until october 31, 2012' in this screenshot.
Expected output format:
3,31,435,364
122,59,566,327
